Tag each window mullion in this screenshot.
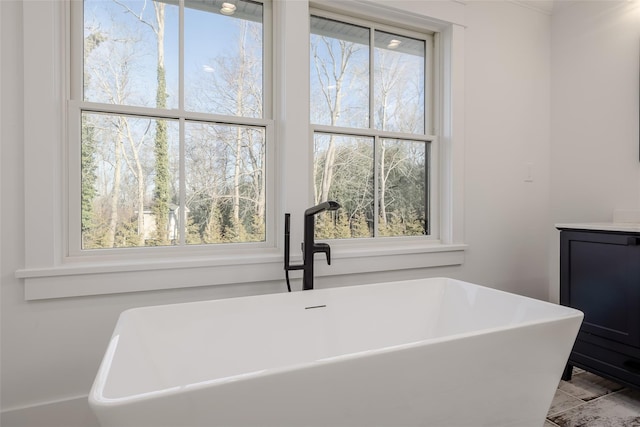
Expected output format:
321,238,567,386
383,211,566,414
425,142,431,235
70,1,81,102
426,34,433,135
373,135,380,237
179,0,184,114
433,32,441,137
179,118,186,245
369,26,375,131
178,0,186,245
370,25,377,237
424,38,429,136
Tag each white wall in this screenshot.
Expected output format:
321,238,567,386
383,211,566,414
549,0,640,302
463,0,551,297
1,1,554,425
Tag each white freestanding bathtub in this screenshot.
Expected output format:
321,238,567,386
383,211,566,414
89,277,582,427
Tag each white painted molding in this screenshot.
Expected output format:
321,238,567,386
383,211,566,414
22,0,66,270
315,0,466,27
509,0,555,15
0,395,99,427
18,244,465,300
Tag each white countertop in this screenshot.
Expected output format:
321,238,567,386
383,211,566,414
556,223,640,233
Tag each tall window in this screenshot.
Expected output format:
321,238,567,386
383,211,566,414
310,13,433,239
75,0,269,251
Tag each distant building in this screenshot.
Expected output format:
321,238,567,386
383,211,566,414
140,204,189,243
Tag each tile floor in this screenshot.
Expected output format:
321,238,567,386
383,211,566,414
545,368,640,426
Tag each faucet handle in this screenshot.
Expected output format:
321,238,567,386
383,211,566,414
314,243,332,265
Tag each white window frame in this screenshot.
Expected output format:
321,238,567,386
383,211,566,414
16,0,466,300
67,0,276,258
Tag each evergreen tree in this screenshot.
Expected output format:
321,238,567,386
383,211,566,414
152,4,170,245
186,215,203,244
225,218,249,243
81,120,98,246
250,213,265,242
153,101,170,244
203,204,224,243
314,212,335,239
351,212,372,238
334,212,351,239
115,218,139,248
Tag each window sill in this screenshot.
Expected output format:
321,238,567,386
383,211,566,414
16,242,466,300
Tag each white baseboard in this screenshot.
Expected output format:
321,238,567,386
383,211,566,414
0,395,99,427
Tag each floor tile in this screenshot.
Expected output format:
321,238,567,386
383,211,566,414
548,389,640,427
558,371,625,401
547,388,585,417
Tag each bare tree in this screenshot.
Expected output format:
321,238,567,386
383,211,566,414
185,19,265,242
119,118,151,246
311,26,426,237
311,37,365,203
375,47,424,227
85,30,138,247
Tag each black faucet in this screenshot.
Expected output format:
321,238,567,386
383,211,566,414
284,201,341,291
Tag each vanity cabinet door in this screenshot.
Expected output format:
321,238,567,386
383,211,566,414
560,230,640,348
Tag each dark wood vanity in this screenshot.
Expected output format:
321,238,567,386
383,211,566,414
558,224,640,389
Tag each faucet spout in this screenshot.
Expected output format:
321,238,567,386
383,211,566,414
304,201,340,217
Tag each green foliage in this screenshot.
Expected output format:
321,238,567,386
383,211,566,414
152,64,170,245
314,211,353,239
184,204,265,245
81,121,98,238
203,204,224,244
186,216,203,245
378,211,425,237
351,212,372,238
249,214,266,241
84,214,144,249
224,218,248,243
378,214,404,237
82,221,108,250
314,212,335,240
405,209,426,235
114,218,140,247
80,31,104,248
334,212,351,239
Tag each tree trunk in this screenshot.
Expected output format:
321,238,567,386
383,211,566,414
379,90,389,226
106,137,122,247
320,134,336,203
122,119,146,246
232,23,249,225
233,127,242,223
319,72,343,203
315,39,354,203
379,140,387,225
